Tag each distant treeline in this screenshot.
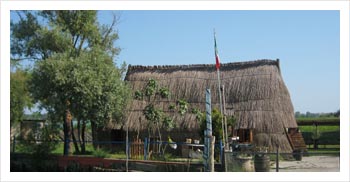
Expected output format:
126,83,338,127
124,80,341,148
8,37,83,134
295,110,340,118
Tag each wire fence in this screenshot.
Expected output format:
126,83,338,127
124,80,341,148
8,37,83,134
10,137,340,172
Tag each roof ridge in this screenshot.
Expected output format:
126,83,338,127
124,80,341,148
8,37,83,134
128,59,279,72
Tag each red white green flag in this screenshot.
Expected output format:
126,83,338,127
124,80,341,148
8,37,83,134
214,33,220,70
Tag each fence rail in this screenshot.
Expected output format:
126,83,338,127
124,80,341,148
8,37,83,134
10,137,225,163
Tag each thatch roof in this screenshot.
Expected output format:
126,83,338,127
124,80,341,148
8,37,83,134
124,59,298,152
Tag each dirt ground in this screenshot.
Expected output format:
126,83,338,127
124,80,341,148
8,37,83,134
270,156,340,172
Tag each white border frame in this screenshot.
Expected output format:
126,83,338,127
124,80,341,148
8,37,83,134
1,1,349,181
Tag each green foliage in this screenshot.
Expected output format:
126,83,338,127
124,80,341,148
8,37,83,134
168,103,176,111
177,99,188,116
92,148,110,158
135,78,185,133
11,10,127,155
10,69,33,125
295,110,340,119
199,108,223,141
32,50,131,125
191,108,203,121
135,78,190,154
296,117,339,123
144,79,158,98
134,90,143,100
299,125,340,146
143,104,163,123
163,116,175,131
311,127,322,140
11,10,120,62
158,87,170,99
299,125,339,133
227,115,237,127
16,122,59,157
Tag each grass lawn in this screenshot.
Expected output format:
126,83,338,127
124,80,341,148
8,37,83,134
296,117,339,122
306,147,340,156
299,125,339,133
51,143,127,158
51,143,95,155
299,125,340,146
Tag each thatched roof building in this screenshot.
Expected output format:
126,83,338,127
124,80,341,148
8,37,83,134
124,59,304,153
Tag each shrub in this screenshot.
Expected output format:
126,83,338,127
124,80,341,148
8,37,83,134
92,148,110,158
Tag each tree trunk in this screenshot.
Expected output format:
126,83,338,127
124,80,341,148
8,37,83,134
81,120,86,154
157,123,162,154
71,120,80,154
77,119,81,146
63,108,73,156
91,122,99,149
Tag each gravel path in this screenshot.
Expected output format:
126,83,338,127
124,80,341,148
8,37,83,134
270,156,340,172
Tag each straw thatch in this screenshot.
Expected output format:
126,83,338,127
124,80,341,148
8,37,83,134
124,59,298,153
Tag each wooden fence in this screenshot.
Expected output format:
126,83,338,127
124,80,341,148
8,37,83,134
130,138,144,160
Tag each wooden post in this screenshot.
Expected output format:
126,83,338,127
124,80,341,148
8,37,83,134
276,147,279,172
210,136,215,172
144,137,148,160
249,130,253,143
222,85,229,149
126,122,129,172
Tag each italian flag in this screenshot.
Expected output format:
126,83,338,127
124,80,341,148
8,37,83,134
214,33,220,70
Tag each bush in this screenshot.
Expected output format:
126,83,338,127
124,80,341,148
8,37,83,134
92,148,110,158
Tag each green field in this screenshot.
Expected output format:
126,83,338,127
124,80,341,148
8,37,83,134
296,117,339,122
297,117,340,149
299,125,339,133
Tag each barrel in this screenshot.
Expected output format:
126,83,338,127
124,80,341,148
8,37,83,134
254,154,270,172
293,150,303,161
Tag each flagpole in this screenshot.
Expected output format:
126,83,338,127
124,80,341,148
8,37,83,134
214,30,226,147
217,69,225,146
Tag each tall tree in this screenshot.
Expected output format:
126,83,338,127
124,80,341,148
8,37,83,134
11,11,120,62
10,69,32,126
30,49,131,155
11,10,126,155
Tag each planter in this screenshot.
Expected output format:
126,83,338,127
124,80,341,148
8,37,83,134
235,155,254,172
293,150,303,161
254,154,270,172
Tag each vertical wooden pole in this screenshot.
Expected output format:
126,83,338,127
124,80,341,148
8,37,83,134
222,85,229,148
126,122,129,172
217,70,225,146
144,137,148,160
250,130,253,143
210,136,215,172
276,147,279,172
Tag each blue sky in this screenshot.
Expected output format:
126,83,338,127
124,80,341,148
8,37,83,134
98,10,339,113
11,10,340,114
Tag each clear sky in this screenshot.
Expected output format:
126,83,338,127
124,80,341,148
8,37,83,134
98,10,340,114
11,10,340,114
